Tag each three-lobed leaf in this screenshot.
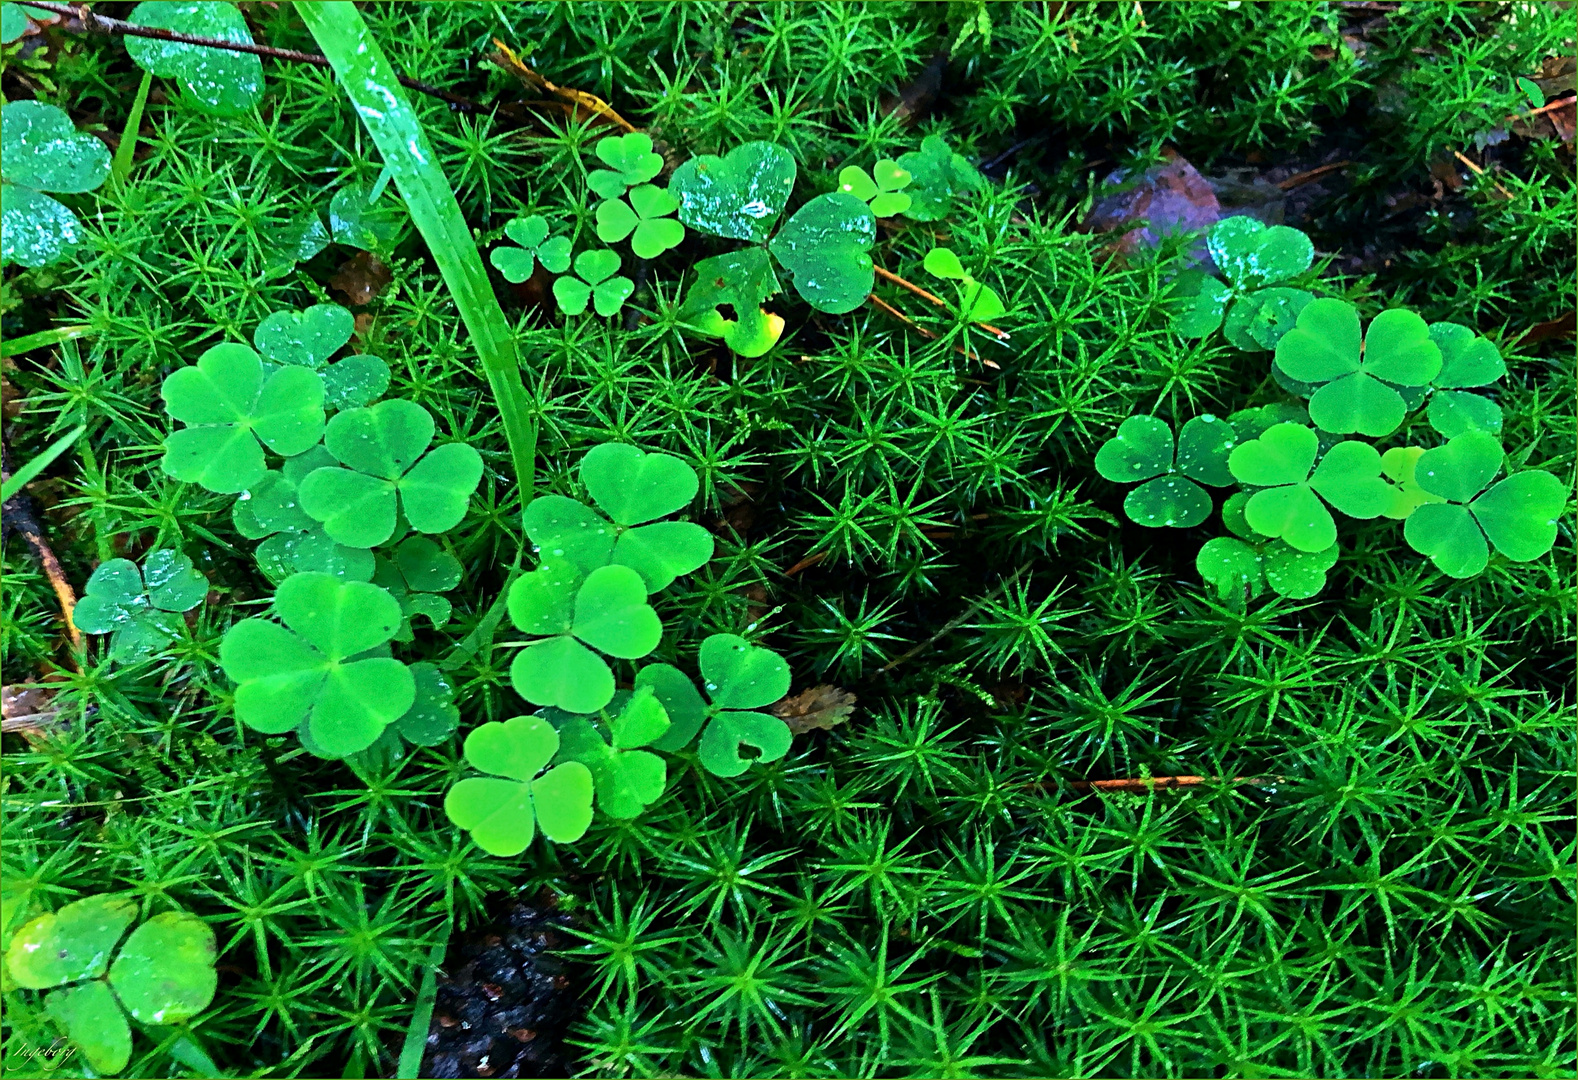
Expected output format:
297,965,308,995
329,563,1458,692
73,549,208,662
444,716,594,853
1275,300,1441,436
678,248,785,357
1,101,112,265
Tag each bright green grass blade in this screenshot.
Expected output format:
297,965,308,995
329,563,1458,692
297,2,537,519
2,425,86,503
112,71,154,185
396,939,445,1078
0,325,90,359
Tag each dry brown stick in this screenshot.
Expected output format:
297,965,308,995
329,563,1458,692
872,266,1010,340
879,560,1033,673
1451,150,1514,200
1019,775,1286,794
17,0,491,114
1277,160,1351,190
489,38,637,132
1508,94,1576,122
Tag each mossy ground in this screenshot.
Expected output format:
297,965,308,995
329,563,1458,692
2,3,1574,1077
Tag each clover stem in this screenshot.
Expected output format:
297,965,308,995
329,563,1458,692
873,265,1010,340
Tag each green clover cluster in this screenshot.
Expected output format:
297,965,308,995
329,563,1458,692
1171,216,1316,347
4,895,218,1076
73,548,208,663
2,100,112,268
444,444,803,854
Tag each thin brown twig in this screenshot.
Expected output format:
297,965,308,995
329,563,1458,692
879,560,1033,673
865,294,1001,369
1508,93,1576,122
1276,160,1351,190
1020,775,1285,795
872,266,1010,340
1451,149,1513,200
17,1,491,114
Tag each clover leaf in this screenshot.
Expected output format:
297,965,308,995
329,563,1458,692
444,715,595,854
392,662,461,746
6,896,217,1077
507,560,661,714
372,536,463,636
328,182,404,252
1227,422,1394,552
1095,414,1238,528
555,686,671,819
1207,217,1316,293
1225,402,1310,441
595,184,687,259
2,100,112,268
922,247,1006,321
838,159,913,218
125,1,264,117
588,132,665,200
895,135,982,222
220,572,415,757
1378,446,1447,520
1403,431,1567,577
296,399,483,547
1424,322,1506,438
73,549,207,663
768,192,877,314
635,634,792,777
1197,491,1341,600
253,303,389,410
1274,300,1442,437
235,448,375,584
1222,286,1314,352
525,443,714,592
2,3,27,42
677,248,786,357
490,214,572,282
161,343,325,494
553,248,635,317
671,141,797,243
1170,217,1315,341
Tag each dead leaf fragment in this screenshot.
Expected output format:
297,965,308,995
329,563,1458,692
2,684,59,735
771,685,857,735
330,251,392,306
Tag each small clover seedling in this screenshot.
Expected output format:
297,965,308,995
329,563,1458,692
553,249,635,317
254,303,389,411
160,343,325,494
587,132,665,200
671,140,797,243
1172,217,1316,342
595,184,687,259
923,247,1007,322
768,192,878,314
490,214,572,282
1425,322,1507,438
677,248,786,357
1274,300,1442,437
1227,422,1395,552
525,443,714,592
73,549,207,663
444,715,594,854
5,895,217,1076
1,100,111,268
1195,492,1339,600
556,687,672,819
895,135,983,222
635,634,793,777
234,447,375,583
507,561,661,714
297,398,483,547
220,572,415,757
838,159,913,218
1095,415,1237,528
125,0,263,116
1403,430,1567,578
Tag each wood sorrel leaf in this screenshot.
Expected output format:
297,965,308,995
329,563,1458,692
582,443,699,525
677,248,785,357
592,132,664,190
768,192,877,314
46,980,132,1074
107,911,218,1024
1195,537,1264,600
700,634,791,710
636,663,709,751
1471,470,1567,563
1427,390,1503,438
1124,476,1211,528
1308,441,1394,519
2,100,111,194
1414,430,1503,503
671,141,796,242
524,495,617,573
1207,216,1314,289
5,894,136,988
510,635,615,713
1228,422,1318,487
1263,540,1337,598
1175,415,1237,486
464,714,559,782
126,1,265,116
395,662,460,746
611,521,715,592
254,304,355,369
1404,502,1488,578
896,135,981,222
1430,322,1506,387
1095,415,1173,483
699,710,793,778
1169,271,1233,338
572,565,661,659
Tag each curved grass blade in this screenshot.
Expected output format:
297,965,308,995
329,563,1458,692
2,425,86,503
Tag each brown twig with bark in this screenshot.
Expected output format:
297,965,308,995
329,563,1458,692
1,439,82,667
872,266,1011,340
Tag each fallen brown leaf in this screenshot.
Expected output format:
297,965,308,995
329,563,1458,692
330,251,392,306
2,684,60,735
770,685,857,736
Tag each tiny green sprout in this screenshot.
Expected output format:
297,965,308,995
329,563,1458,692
444,715,595,854
671,140,797,243
125,0,263,116
635,634,793,777
327,181,403,252
507,560,661,714
1403,430,1567,578
768,192,877,314
677,248,785,357
235,447,375,584
595,183,687,259
160,343,325,494
1227,422,1395,552
526,443,714,592
556,686,672,819
1095,415,1237,528
587,132,665,200
895,135,983,222
72,549,208,663
220,572,415,757
553,248,635,317
1517,75,1545,109
1196,491,1340,600
490,214,572,282
254,303,389,410
1,100,112,268
838,159,913,218
1275,300,1442,437
372,536,464,637
922,247,1007,322
1,3,26,42
6,895,217,1076
1425,321,1507,437
1171,217,1315,342
296,398,484,547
